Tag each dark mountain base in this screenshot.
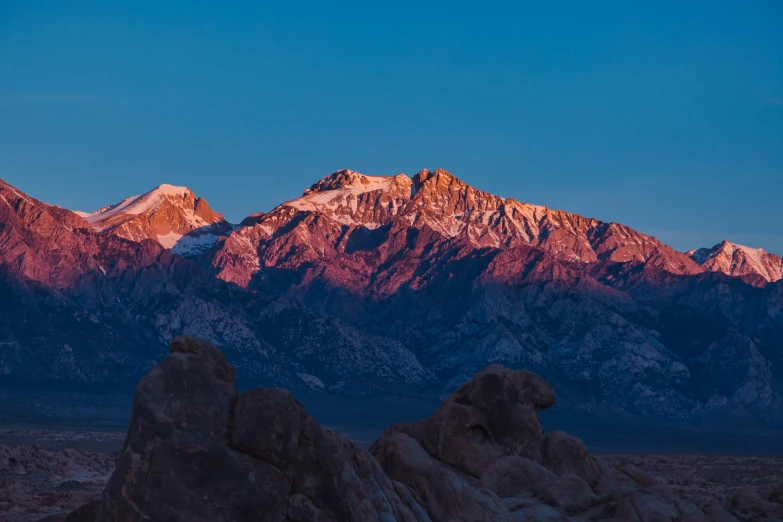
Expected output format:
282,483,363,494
2,388,783,456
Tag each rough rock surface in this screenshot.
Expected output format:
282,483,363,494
0,444,114,521
600,453,783,519
97,336,426,521
689,240,783,285
78,183,234,259
83,337,783,521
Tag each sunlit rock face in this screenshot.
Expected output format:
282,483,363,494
206,168,704,290
77,183,235,258
689,240,783,285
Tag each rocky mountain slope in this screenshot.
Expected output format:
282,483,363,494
0,177,429,396
0,172,782,425
0,443,114,522
58,337,783,521
689,240,783,286
206,169,703,288
200,169,783,420
77,184,234,258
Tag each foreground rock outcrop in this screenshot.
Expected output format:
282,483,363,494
87,337,781,521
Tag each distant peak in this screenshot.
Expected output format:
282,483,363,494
412,168,468,193
151,184,193,197
688,240,782,282
301,168,464,197
413,168,453,181
303,169,407,196
414,168,430,180
719,240,766,254
694,240,768,260
304,170,364,195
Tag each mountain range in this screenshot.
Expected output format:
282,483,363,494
1,169,781,424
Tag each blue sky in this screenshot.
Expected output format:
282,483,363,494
1,1,781,253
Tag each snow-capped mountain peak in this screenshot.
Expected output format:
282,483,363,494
689,240,783,283
283,170,413,228
79,184,234,257
301,169,403,195
81,184,193,228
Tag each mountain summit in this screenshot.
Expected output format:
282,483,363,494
689,240,783,284
78,184,234,257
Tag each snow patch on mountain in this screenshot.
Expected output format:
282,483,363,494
168,226,238,256
82,185,203,230
689,241,783,283
298,373,325,390
285,173,397,212
736,243,767,267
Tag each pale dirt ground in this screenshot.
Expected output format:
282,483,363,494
0,442,115,521
598,453,783,510
1,432,782,521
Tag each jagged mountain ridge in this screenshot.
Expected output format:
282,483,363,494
206,168,777,289
70,169,780,286
0,177,429,395
283,168,699,271
1,173,782,424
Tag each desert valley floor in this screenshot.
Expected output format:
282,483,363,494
1,424,782,521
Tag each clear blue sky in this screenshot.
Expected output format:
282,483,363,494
1,1,781,253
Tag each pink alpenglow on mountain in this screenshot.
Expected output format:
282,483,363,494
688,240,783,285
204,168,782,290
77,184,234,258
69,169,782,286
